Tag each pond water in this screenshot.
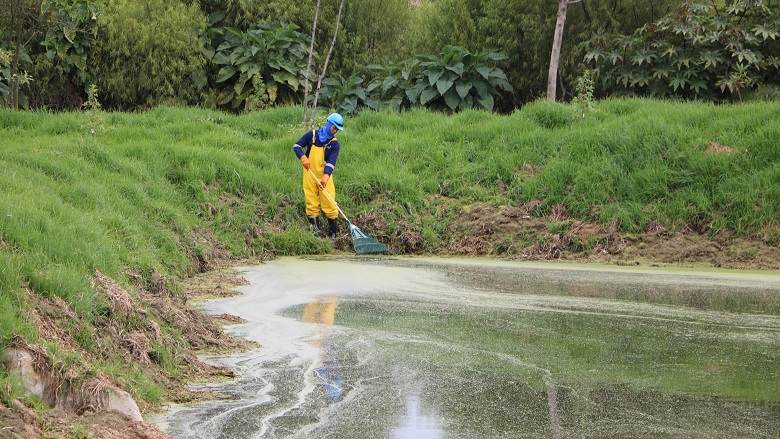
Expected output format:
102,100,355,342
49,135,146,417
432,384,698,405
151,256,780,438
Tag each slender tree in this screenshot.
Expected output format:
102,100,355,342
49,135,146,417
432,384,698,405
0,0,41,109
302,0,321,124
547,0,581,101
306,0,345,126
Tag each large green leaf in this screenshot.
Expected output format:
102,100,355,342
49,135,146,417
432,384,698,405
323,77,340,87
443,88,460,111
652,64,674,79
605,50,623,66
462,94,474,110
472,80,488,99
231,50,253,66
734,48,758,64
216,90,235,105
476,92,494,111
272,72,300,89
436,77,454,96
670,75,688,91
212,53,231,65
631,50,657,66
490,78,513,92
216,41,234,52
234,73,251,95
630,71,652,87
427,68,444,86
382,76,398,92
455,80,471,99
363,97,380,111
584,48,606,63
700,50,724,69
753,24,779,41
387,94,404,111
216,66,238,83
420,86,439,105
475,65,492,80
445,62,465,76
406,84,423,103
487,68,508,81
690,79,708,94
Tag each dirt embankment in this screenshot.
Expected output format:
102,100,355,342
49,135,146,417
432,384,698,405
1,256,258,439
358,200,780,270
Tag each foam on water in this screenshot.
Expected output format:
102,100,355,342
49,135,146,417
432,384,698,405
151,256,780,438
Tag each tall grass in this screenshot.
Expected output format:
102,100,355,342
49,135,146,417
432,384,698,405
1,99,779,404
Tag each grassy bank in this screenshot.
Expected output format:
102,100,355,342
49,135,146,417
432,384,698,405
1,99,779,421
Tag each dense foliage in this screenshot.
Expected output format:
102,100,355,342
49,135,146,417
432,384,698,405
205,20,310,110
93,0,207,108
319,46,513,115
2,0,779,111
582,0,780,101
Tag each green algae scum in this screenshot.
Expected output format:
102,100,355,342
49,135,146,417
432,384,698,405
152,257,780,438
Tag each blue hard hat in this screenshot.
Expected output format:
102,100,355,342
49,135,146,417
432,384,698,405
327,113,344,131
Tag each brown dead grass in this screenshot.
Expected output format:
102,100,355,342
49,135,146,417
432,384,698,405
373,200,780,270
0,405,171,439
706,141,734,154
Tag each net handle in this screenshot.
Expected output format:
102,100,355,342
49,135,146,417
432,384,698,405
307,167,352,224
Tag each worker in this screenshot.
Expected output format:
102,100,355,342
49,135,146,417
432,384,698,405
293,113,344,238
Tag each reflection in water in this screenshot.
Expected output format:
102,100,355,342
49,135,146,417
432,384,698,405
392,394,443,439
302,295,343,402
546,383,561,439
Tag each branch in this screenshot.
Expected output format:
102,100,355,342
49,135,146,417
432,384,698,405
302,0,321,126
308,0,345,124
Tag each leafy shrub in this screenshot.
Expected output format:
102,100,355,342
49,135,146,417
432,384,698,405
91,0,207,108
387,46,513,112
582,0,780,102
205,20,310,111
318,74,377,116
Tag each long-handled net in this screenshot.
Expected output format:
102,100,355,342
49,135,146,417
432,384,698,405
307,169,389,255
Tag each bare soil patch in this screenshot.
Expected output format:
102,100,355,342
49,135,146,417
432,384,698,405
440,202,780,270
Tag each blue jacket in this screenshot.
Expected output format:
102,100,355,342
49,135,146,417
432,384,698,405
293,130,341,176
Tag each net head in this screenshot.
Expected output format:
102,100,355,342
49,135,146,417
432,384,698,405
353,238,390,255
347,221,389,254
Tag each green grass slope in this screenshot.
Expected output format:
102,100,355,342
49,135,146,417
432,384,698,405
1,99,779,412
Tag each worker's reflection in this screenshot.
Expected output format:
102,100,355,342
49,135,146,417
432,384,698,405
302,294,343,402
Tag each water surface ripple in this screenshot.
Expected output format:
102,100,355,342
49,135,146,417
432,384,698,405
152,257,780,438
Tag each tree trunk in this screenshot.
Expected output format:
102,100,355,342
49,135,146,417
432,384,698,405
1,0,41,110
11,33,20,110
302,0,322,126
547,0,572,102
308,0,345,124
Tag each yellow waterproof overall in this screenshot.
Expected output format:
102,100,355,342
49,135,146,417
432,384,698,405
303,134,338,219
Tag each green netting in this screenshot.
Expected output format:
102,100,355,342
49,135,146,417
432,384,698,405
348,222,389,255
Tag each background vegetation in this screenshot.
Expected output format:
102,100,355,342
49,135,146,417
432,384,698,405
2,0,779,113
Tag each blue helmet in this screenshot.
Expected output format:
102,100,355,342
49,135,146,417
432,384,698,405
327,113,344,131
